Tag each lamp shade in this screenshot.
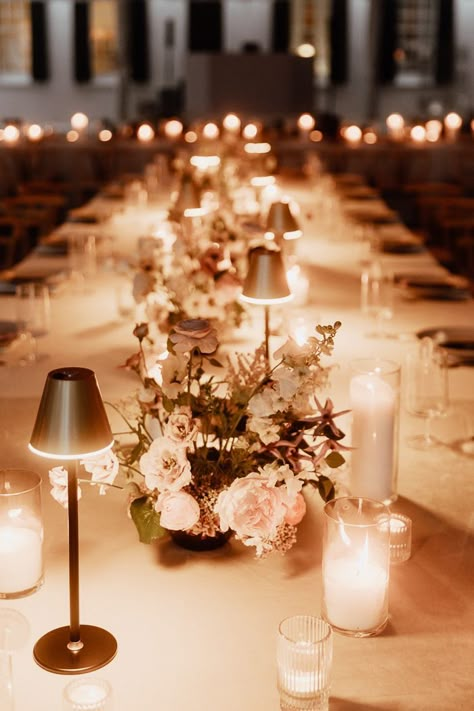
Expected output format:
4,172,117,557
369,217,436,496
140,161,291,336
266,200,302,239
241,246,293,305
174,173,202,215
29,367,113,459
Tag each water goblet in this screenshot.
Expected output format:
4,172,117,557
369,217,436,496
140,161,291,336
404,337,449,449
0,609,30,711
360,260,394,338
15,282,51,362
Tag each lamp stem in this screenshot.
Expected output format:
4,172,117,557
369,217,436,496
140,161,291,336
264,305,270,367
67,461,81,647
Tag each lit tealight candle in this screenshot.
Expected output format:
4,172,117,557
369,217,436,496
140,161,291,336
66,130,79,143
343,125,362,145
310,129,323,142
425,119,442,143
164,119,183,140
98,129,113,142
26,124,44,142
3,124,20,144
70,112,89,132
363,129,377,145
202,122,219,140
444,112,462,142
184,130,197,144
389,513,412,564
137,123,155,142
223,113,241,134
410,125,426,143
242,122,258,140
297,113,316,138
386,113,405,140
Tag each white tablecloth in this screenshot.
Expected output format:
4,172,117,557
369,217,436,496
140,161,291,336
0,178,473,710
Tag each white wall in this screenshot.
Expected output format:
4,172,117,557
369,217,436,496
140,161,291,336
0,0,473,126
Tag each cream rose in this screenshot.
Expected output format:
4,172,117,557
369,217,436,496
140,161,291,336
214,474,287,554
139,437,192,492
164,407,198,444
156,491,200,531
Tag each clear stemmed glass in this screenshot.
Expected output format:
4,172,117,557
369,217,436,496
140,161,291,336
0,609,30,711
404,337,449,449
15,282,51,362
360,260,394,338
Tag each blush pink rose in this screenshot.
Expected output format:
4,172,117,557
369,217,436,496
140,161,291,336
214,475,287,547
284,492,307,525
139,437,192,492
156,491,200,531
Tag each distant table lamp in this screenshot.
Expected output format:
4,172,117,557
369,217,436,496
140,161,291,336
266,200,302,243
174,173,205,218
29,367,117,674
240,246,293,365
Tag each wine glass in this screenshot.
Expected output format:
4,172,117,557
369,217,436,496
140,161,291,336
0,609,30,711
404,337,449,449
15,282,51,362
360,260,394,338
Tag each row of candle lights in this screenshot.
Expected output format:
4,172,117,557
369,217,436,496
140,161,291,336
1,110,473,146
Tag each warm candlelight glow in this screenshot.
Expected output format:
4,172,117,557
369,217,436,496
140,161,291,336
386,113,404,131
310,129,323,142
3,124,20,143
244,141,271,154
444,112,462,130
164,119,183,139
250,175,275,188
27,124,44,142
202,122,219,140
296,43,315,58
344,125,362,143
223,113,241,133
98,128,112,142
190,155,221,170
363,129,377,144
243,123,258,140
70,112,89,131
297,113,316,132
425,119,442,142
137,123,155,142
66,130,79,143
184,130,198,143
410,125,426,142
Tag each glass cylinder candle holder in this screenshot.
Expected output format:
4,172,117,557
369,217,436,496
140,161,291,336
277,615,332,711
0,470,44,599
322,497,391,637
63,677,113,711
349,358,400,504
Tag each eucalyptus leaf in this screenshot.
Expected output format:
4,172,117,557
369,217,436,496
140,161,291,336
325,451,345,468
130,496,165,544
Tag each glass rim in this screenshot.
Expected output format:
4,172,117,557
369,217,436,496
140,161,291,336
278,614,332,644
323,496,390,527
349,357,400,377
0,469,42,497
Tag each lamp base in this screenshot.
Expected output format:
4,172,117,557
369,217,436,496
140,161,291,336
33,624,117,674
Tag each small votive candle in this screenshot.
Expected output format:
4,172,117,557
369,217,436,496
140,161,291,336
389,513,412,564
63,677,113,711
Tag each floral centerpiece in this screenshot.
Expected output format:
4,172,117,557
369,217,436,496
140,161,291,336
111,317,348,557
133,211,248,336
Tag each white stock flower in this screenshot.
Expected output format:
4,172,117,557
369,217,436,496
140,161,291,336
247,417,280,445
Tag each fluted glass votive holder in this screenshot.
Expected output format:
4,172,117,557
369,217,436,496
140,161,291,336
63,677,113,711
0,469,44,599
277,615,333,711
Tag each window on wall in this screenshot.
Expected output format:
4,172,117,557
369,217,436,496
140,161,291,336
394,0,439,87
90,0,118,77
0,0,31,79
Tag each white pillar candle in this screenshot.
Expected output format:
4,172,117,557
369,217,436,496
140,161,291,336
350,373,396,502
0,526,43,595
323,555,388,632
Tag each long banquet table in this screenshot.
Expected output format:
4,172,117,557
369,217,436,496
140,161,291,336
0,177,473,710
